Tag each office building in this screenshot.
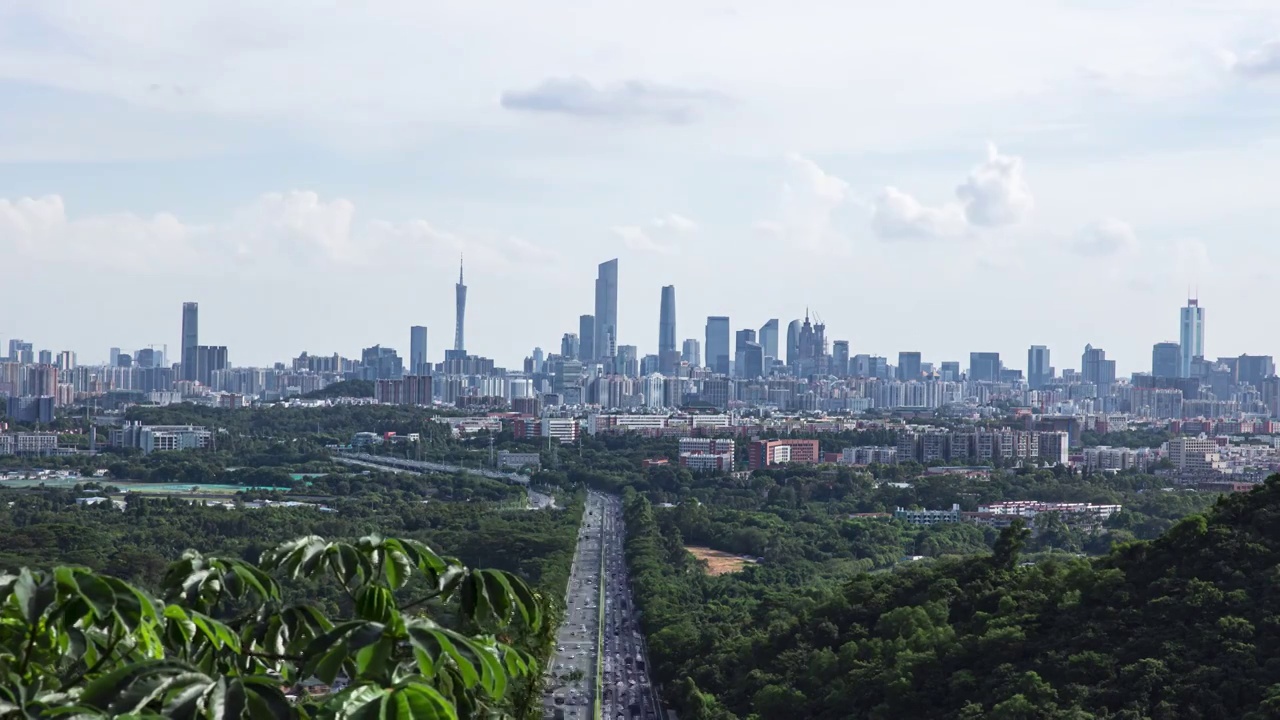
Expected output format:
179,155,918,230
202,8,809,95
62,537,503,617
561,333,580,361
1237,354,1275,389
1027,345,1051,390
659,285,680,373
734,329,756,378
658,284,677,356
706,316,730,375
135,348,157,369
409,326,429,376
969,352,1002,382
1151,342,1180,379
6,396,54,425
940,361,961,382
454,258,467,354
361,345,403,380
786,320,801,367
109,347,121,368
1081,345,1116,387
594,259,619,361
37,350,52,365
579,315,595,363
747,439,821,469
898,352,922,381
193,346,228,386
1179,298,1204,378
56,351,75,371
832,340,850,377
759,319,779,363
181,302,199,382
682,338,701,368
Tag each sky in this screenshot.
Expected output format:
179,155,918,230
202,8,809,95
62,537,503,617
3,1,1280,374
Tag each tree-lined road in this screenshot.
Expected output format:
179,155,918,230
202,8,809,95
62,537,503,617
543,492,659,720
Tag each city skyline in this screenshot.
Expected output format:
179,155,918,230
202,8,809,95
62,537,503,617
0,284,1264,379
5,4,1280,374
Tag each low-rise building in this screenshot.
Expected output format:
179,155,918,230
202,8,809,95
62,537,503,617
110,422,211,455
495,450,541,471
894,504,961,525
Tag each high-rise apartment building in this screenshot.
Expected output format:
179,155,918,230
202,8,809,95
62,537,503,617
579,315,595,363
594,259,619,361
785,320,801,367
1152,342,1181,379
454,259,467,354
410,326,429,376
1179,298,1204,378
1027,345,1051,389
759,319,779,363
705,317,731,375
181,302,199,382
897,352,922,381
682,339,701,368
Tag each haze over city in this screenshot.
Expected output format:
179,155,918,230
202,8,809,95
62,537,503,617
4,2,1280,369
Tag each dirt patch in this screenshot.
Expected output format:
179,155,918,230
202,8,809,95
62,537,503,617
685,546,757,575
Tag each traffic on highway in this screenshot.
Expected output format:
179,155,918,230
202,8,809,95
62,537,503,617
543,491,659,720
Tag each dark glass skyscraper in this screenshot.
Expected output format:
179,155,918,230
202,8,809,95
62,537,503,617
659,285,677,356
1027,345,1051,389
897,351,922,381
181,301,198,382
705,316,730,375
410,326,429,375
969,352,1002,382
594,259,618,360
1151,342,1180,379
579,314,595,363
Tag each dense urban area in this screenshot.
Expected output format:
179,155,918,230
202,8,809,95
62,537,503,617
5,262,1280,718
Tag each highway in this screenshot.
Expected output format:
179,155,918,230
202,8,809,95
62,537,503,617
543,492,659,720
336,451,529,484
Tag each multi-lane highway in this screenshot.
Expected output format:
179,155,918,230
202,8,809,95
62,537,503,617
544,492,659,720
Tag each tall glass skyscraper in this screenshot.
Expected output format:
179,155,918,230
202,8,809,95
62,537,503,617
181,301,199,382
759,319,779,363
1027,345,1051,389
1179,298,1204,378
594,259,618,360
658,285,677,356
705,316,731,375
579,314,595,363
786,319,801,367
410,326,429,375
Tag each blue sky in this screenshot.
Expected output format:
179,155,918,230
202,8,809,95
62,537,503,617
3,0,1280,373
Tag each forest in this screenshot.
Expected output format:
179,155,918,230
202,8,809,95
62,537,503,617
626,476,1280,719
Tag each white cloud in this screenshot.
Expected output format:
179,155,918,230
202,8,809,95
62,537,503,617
499,78,726,124
955,143,1034,226
873,143,1032,240
757,154,852,251
1225,40,1280,78
612,213,698,254
870,187,967,240
0,192,550,273
1070,218,1138,256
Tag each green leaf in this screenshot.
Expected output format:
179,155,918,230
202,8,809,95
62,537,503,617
355,586,396,624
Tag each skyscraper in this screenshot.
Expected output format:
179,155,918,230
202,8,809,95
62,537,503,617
734,329,757,378
831,340,850,377
410,326,429,375
786,320,801,367
1179,298,1204,378
594,259,619,360
561,333,580,360
969,352,1002,382
454,258,467,354
897,352,922,381
705,316,731,375
1027,345,1051,389
682,338,701,368
759,319,779,364
658,285,677,372
181,302,199,382
579,315,595,363
1081,344,1116,387
1152,342,1180,379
